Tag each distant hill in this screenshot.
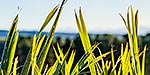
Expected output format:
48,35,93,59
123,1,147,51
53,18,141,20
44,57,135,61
0,30,8,37
0,30,126,41
0,30,78,39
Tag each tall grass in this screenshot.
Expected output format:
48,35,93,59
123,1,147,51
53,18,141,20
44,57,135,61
74,6,147,75
119,6,146,75
0,0,148,75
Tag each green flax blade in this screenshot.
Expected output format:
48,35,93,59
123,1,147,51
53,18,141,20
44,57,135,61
1,14,18,72
37,0,68,71
7,32,19,75
13,57,18,75
142,46,146,75
37,5,59,41
74,11,86,53
34,35,46,57
79,8,91,51
110,48,116,75
37,6,63,72
79,52,110,73
71,53,90,75
20,6,58,75
66,50,76,74
131,7,141,75
75,8,97,75
20,35,36,75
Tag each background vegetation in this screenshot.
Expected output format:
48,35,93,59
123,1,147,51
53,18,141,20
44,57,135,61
1,30,150,74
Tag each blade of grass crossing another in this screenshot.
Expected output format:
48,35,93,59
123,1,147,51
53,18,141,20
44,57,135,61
53,46,61,63
132,8,141,75
13,57,18,75
38,5,59,33
127,9,137,75
34,64,41,75
34,35,46,58
1,14,18,71
43,65,48,75
20,35,37,75
71,53,90,75
32,58,41,75
21,1,65,74
79,52,111,74
75,8,97,75
53,43,73,75
37,0,66,71
97,47,107,74
20,34,45,75
57,43,65,60
66,50,76,75
79,9,96,74
120,7,139,75
46,60,61,75
105,61,111,72
110,56,121,75
20,5,59,75
37,5,59,42
46,62,57,75
130,7,141,75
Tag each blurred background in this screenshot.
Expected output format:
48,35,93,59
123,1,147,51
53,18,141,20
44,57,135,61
0,0,150,74
0,31,150,74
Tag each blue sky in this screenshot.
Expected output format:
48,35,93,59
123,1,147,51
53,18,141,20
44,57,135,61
0,0,150,35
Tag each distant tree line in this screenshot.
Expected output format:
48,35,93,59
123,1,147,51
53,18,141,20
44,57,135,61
0,33,150,73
